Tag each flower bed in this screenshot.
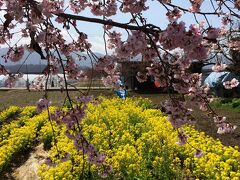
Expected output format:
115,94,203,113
0,106,21,125
0,107,55,173
38,97,240,179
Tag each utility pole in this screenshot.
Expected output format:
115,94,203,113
26,64,30,91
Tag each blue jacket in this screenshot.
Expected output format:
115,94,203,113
116,89,127,99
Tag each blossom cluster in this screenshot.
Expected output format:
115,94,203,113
36,98,51,113
189,0,203,12
159,22,208,60
163,99,195,128
2,46,25,63
166,8,182,22
64,56,87,80
145,61,168,87
95,55,121,88
70,0,117,16
0,65,8,76
212,63,228,72
3,73,23,88
111,31,149,59
223,78,240,89
47,95,109,173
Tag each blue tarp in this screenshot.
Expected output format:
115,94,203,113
204,72,228,88
203,71,240,97
204,72,240,88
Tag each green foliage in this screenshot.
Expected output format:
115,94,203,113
231,99,240,108
43,133,53,150
211,98,240,111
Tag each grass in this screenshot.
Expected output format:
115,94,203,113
0,89,114,110
210,98,240,111
0,90,240,148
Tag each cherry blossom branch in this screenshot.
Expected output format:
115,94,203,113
86,51,94,95
165,2,240,18
15,52,32,74
54,45,74,108
56,13,161,34
46,105,60,158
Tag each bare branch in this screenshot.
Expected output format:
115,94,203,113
56,13,161,34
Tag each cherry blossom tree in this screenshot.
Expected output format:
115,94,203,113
0,0,239,176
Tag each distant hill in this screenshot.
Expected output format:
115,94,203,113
0,48,47,66
4,64,47,74
0,48,104,73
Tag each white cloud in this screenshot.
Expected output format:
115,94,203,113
61,28,78,42
89,35,113,54
90,36,105,53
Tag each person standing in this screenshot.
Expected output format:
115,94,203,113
116,84,127,100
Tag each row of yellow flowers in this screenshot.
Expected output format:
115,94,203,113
181,126,240,179
0,107,55,173
1,98,239,179
0,106,21,125
0,106,37,142
38,97,240,179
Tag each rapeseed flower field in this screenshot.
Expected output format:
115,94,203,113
0,98,240,179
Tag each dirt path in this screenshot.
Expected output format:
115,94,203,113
12,144,48,180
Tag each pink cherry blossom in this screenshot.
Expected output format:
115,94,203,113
176,130,188,146
213,116,227,124
159,22,208,60
189,0,203,12
235,0,240,9
229,40,240,51
223,78,239,89
212,63,227,72
194,149,204,158
136,72,148,83
36,98,51,112
163,100,195,128
166,8,182,22
95,55,114,71
4,75,17,88
207,28,220,40
120,0,148,14
102,74,120,87
41,0,64,18
0,65,8,75
90,0,117,16
217,123,237,134
69,0,88,13
7,46,24,62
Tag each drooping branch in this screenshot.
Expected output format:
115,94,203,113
165,2,240,19
56,13,161,34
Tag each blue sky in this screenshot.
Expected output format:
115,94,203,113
64,0,225,53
